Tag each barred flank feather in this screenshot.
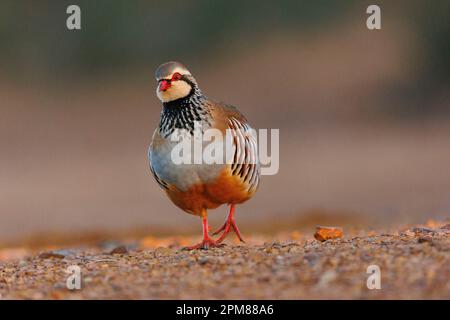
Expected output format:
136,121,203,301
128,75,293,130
228,117,260,193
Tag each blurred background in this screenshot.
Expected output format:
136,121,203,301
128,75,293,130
0,0,449,244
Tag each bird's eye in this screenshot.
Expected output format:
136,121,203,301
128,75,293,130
172,72,182,81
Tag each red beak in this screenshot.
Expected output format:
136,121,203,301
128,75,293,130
159,80,171,92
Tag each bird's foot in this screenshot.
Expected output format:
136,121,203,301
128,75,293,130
214,218,245,244
183,238,224,250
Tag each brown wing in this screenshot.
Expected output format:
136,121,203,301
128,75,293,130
212,103,260,194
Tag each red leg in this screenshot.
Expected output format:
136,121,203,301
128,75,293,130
184,209,222,250
212,204,235,236
214,204,245,244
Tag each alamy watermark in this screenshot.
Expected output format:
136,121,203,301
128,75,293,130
366,264,381,290
366,5,381,30
66,265,82,290
169,121,279,175
66,5,81,30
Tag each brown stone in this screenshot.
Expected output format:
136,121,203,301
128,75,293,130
314,226,344,242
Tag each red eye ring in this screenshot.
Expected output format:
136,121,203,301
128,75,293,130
171,72,182,81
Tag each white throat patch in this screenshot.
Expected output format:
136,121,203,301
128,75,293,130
157,79,192,102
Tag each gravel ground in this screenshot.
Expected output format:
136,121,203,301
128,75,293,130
0,222,448,299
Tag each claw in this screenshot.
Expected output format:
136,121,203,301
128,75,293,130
183,209,225,250
214,204,245,244
183,238,224,250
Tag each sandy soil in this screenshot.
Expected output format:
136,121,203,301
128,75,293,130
0,221,448,299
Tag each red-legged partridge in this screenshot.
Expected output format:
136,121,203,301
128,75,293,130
148,61,260,249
